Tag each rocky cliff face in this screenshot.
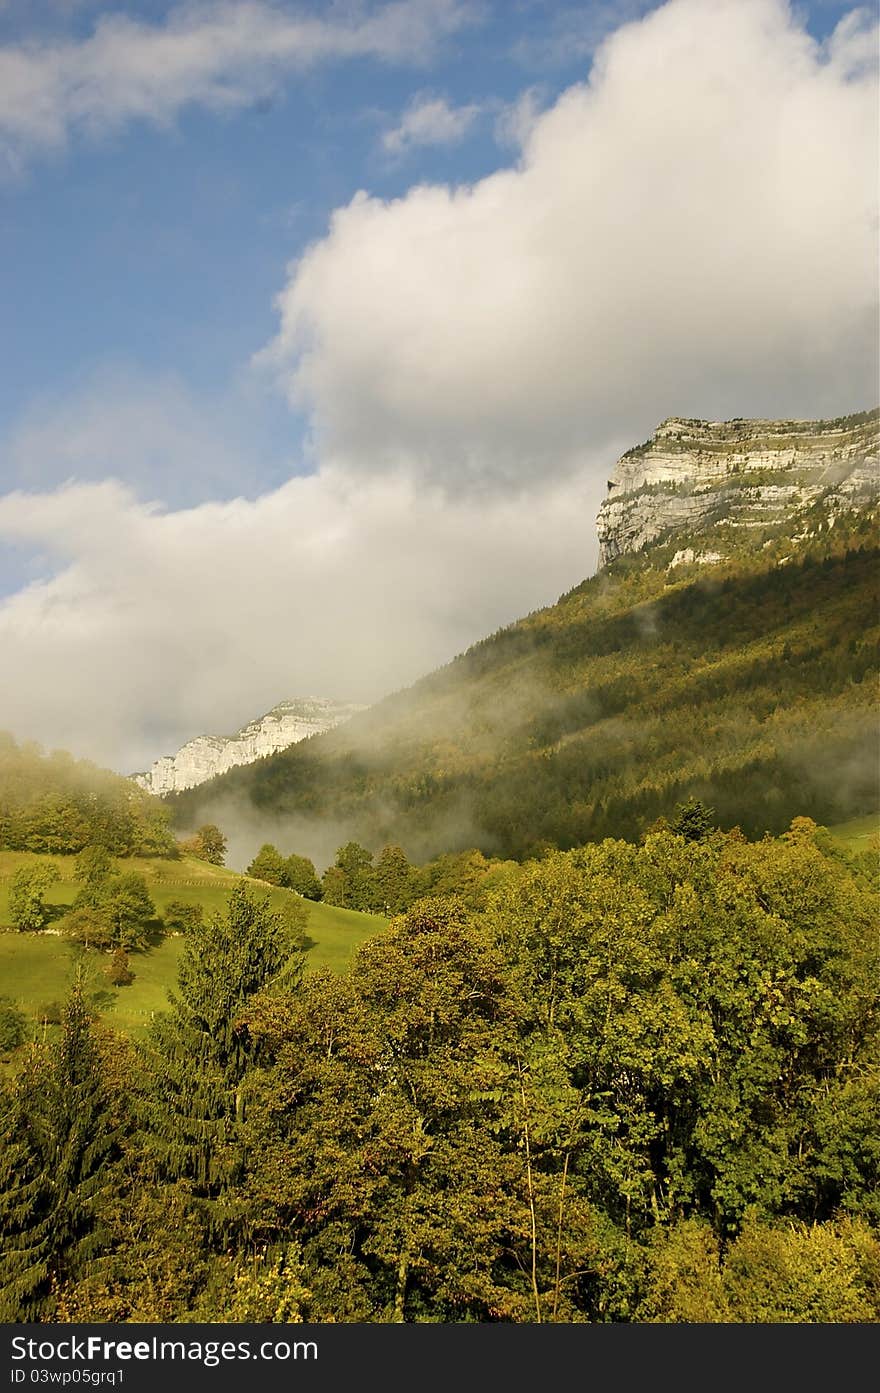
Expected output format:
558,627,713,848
133,697,365,796
596,409,879,566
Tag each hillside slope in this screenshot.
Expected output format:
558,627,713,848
0,850,387,1037
172,415,879,863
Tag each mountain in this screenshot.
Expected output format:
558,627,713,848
170,410,879,863
597,409,878,565
133,696,366,797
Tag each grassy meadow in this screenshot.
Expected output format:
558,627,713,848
825,812,880,854
0,851,387,1037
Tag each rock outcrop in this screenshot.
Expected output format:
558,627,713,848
596,409,879,566
133,696,365,796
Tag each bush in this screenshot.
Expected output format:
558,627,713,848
8,862,61,932
0,997,28,1054
162,900,204,936
105,949,135,987
724,1220,880,1323
277,895,309,949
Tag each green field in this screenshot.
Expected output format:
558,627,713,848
825,813,880,853
0,852,387,1036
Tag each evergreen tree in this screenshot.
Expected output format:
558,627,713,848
0,983,118,1319
671,798,716,841
0,1081,52,1320
142,884,297,1230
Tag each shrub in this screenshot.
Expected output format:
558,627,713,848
0,997,28,1054
105,949,135,987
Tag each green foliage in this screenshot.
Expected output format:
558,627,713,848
74,845,115,886
639,1221,731,1322
722,1219,879,1322
322,841,375,911
101,873,156,952
276,894,310,949
670,798,716,841
8,861,60,931
285,853,322,901
242,898,526,1321
162,899,204,936
371,843,415,914
141,884,299,1230
2,823,875,1324
485,821,879,1248
0,982,119,1320
0,735,176,858
638,1217,880,1323
0,997,28,1054
105,950,135,988
59,905,114,950
203,1247,311,1322
194,824,227,866
246,843,289,886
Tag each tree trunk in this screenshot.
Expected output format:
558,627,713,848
393,1248,408,1323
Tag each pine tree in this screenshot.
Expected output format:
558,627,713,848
141,884,297,1228
0,983,117,1319
0,1078,52,1320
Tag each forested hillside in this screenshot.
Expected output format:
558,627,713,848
173,508,879,861
0,736,176,858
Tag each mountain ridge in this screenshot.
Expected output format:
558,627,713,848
133,696,366,797
169,408,880,865
596,407,879,565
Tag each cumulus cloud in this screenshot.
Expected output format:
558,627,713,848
0,0,475,169
382,93,483,155
0,465,603,771
0,0,877,774
265,0,879,488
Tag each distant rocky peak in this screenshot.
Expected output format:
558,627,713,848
132,696,366,797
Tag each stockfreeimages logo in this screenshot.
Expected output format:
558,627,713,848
10,1335,317,1369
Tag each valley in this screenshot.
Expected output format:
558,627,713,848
1,408,876,1327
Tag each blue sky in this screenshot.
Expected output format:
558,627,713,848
0,0,876,769
0,0,653,501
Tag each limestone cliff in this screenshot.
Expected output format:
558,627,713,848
596,409,879,566
133,696,365,796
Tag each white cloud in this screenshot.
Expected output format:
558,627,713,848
0,0,476,170
0,0,877,775
382,92,483,155
265,0,879,488
0,464,604,771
